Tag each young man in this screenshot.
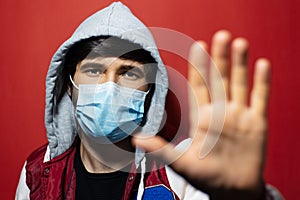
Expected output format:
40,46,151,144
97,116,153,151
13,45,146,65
16,2,283,199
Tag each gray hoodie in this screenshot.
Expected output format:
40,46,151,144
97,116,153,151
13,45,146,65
45,2,168,162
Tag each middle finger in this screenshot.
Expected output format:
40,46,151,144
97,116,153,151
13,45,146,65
210,30,231,102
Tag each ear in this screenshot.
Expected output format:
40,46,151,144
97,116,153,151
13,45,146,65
67,85,72,97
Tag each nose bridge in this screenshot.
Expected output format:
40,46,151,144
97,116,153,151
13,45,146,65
98,65,118,84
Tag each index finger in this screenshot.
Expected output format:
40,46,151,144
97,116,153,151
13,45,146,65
188,41,210,106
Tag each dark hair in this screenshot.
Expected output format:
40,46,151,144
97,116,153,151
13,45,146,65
54,36,158,125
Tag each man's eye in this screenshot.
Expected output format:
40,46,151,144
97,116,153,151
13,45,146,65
86,69,102,76
123,71,140,79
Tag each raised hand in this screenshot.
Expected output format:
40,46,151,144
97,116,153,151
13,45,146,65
133,30,271,199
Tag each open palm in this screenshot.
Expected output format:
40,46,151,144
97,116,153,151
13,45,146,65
133,30,271,199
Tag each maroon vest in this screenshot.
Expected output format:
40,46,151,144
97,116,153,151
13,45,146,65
25,140,180,200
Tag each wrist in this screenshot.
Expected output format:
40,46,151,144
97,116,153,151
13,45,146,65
208,179,266,200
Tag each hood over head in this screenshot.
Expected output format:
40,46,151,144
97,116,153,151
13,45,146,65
45,2,168,164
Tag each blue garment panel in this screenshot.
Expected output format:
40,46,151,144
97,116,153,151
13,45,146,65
141,185,175,200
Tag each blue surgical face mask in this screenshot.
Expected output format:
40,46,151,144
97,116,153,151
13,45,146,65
70,77,147,144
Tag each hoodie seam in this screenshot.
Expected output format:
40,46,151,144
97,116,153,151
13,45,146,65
107,2,116,35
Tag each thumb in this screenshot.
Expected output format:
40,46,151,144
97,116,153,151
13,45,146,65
132,135,181,165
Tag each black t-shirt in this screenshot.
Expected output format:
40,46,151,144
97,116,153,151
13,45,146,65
74,144,130,200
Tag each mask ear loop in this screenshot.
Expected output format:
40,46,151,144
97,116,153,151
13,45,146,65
69,75,81,138
69,75,79,90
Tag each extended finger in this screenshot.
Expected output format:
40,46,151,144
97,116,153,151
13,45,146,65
250,59,271,116
188,41,210,106
231,38,249,105
210,30,231,101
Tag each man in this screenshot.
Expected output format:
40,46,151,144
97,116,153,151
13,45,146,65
16,2,283,199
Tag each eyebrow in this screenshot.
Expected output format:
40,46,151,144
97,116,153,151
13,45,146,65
79,63,105,71
79,62,145,75
119,64,145,75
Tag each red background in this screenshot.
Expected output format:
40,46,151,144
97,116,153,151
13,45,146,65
1,0,299,199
